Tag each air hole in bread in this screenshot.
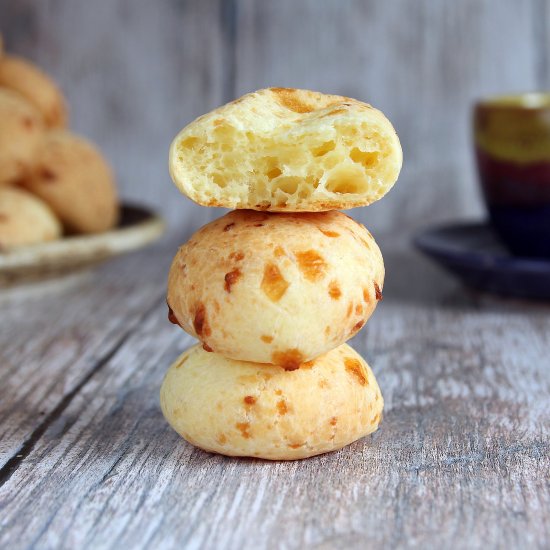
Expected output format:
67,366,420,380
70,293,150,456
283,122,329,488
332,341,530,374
212,173,227,187
181,137,199,150
312,141,336,157
350,147,379,168
273,176,300,195
325,167,369,194
267,166,282,179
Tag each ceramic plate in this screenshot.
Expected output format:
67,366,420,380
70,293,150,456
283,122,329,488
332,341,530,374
0,203,165,286
413,221,550,300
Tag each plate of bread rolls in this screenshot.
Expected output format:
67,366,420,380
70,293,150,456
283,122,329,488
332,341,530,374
0,38,164,285
161,87,402,460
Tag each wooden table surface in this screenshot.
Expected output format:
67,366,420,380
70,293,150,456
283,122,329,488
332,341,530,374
0,222,548,550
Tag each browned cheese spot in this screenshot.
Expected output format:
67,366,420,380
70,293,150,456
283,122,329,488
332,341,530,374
363,287,370,302
271,87,314,113
352,319,366,333
213,300,221,313
301,360,315,369
261,263,289,302
272,349,304,370
167,303,182,328
223,222,235,232
345,358,368,386
261,335,274,343
217,433,227,444
254,223,264,227
22,116,35,129
347,302,353,317
202,342,213,352
295,250,327,282
277,400,288,415
41,168,57,182
328,280,342,300
193,303,211,337
318,379,329,389
213,118,224,126
288,443,304,449
224,268,242,292
355,304,363,315
229,251,245,261
274,389,283,396
0,213,8,223
236,422,251,439
244,395,256,405
325,326,331,336
361,238,371,249
320,229,340,238
374,281,383,301
274,246,285,257
330,417,338,426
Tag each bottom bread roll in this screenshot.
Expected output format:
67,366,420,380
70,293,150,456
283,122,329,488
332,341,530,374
160,343,383,460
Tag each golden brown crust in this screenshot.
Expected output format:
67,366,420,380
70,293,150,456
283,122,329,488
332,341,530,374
160,343,384,460
0,89,45,186
20,131,119,234
167,210,384,365
0,55,68,128
0,186,61,247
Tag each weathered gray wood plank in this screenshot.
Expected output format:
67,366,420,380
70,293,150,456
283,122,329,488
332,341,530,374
0,239,548,549
0,239,176,469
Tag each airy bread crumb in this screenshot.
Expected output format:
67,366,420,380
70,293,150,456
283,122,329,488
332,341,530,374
169,87,402,211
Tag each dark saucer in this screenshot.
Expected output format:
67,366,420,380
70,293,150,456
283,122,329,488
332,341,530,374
413,221,550,300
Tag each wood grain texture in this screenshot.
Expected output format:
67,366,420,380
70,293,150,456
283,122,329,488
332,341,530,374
0,234,549,549
1,2,549,549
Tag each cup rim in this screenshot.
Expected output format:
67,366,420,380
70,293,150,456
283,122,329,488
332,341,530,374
475,92,550,110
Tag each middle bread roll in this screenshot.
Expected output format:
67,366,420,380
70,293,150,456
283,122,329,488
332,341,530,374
167,209,384,368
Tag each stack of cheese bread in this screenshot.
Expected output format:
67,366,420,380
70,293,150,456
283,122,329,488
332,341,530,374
162,88,402,460
0,37,118,249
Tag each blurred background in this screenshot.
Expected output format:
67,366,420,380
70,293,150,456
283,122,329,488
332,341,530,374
1,0,549,237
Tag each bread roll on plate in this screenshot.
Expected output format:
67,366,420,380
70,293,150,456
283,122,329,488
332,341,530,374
0,187,61,247
160,343,383,460
169,87,402,211
167,209,384,368
21,131,119,234
0,89,45,186
0,55,68,128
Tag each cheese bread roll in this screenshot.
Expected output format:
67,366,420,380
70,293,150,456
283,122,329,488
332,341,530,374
0,55,68,128
0,187,61,247
167,210,384,368
21,131,119,234
169,87,402,211
160,343,383,460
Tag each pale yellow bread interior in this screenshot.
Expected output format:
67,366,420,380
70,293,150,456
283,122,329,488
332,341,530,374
160,343,383,460
169,87,402,211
